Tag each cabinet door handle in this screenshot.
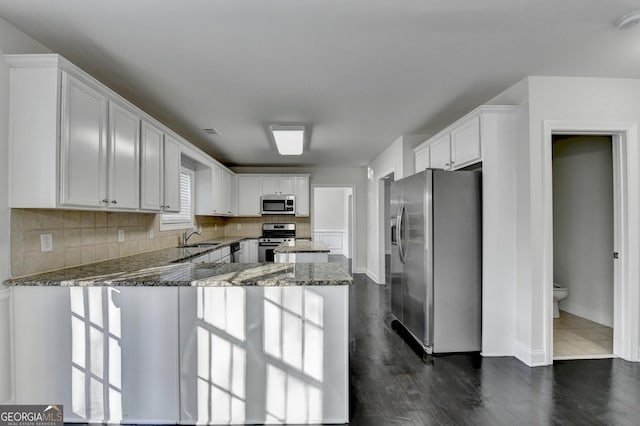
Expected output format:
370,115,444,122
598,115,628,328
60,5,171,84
102,199,109,204
166,205,170,209
111,200,117,204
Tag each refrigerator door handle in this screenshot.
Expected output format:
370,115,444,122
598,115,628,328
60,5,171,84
398,202,407,264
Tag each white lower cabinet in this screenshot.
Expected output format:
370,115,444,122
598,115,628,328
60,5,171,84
239,239,259,263
178,285,349,424
12,287,179,424
11,283,349,425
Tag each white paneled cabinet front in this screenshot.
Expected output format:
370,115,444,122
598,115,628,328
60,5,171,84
195,164,235,216
295,176,310,216
237,176,262,216
429,133,452,170
450,115,481,168
162,135,181,212
414,146,430,173
59,73,109,208
108,102,140,209
12,287,179,424
140,122,181,212
262,175,296,195
178,285,348,424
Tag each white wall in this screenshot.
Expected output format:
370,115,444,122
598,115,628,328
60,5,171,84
553,135,614,327
231,166,367,271
496,76,640,365
366,135,424,283
313,187,351,256
0,15,51,404
314,188,347,229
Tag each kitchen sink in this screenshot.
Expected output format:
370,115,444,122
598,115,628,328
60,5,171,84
181,242,221,248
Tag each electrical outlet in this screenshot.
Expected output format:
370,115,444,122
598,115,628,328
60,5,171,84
214,224,217,231
149,229,154,240
236,223,241,230
40,234,53,252
118,229,125,242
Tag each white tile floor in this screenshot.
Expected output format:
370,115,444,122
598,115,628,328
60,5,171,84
553,310,613,359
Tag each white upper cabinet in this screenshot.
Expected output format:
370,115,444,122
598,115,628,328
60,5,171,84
5,54,222,213
235,174,310,217
108,101,140,209
262,175,296,195
194,162,236,216
140,121,164,211
140,122,181,212
162,135,181,213
59,73,109,208
222,168,232,215
261,176,278,194
429,134,452,170
413,106,514,174
450,115,481,169
279,176,296,195
237,175,262,216
414,146,430,173
295,176,310,217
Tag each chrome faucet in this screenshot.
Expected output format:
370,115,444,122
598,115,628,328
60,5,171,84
183,229,201,246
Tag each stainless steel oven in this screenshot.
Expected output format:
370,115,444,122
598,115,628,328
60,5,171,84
258,223,295,262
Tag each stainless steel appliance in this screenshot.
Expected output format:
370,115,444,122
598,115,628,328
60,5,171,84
261,194,295,215
229,242,241,263
259,223,296,262
391,169,481,355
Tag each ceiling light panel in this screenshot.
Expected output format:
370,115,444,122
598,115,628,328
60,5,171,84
271,125,304,155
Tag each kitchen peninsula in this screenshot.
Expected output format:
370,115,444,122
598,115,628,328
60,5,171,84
3,245,351,425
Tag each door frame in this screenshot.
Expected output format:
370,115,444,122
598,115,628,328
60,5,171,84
310,184,356,273
377,168,395,285
542,120,639,365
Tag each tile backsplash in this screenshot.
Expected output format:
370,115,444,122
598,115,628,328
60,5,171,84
9,210,310,278
10,209,225,277
224,216,311,239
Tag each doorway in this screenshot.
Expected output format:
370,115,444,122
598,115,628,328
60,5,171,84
551,135,614,360
312,186,354,270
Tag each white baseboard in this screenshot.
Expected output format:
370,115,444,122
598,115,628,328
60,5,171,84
365,269,384,284
354,267,367,274
480,352,514,358
514,341,548,367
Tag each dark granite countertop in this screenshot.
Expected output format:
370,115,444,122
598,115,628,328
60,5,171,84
275,240,330,253
4,237,352,287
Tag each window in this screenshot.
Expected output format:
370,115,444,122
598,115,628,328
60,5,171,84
160,168,194,230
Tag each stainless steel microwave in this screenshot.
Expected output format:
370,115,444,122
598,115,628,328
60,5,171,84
261,195,295,215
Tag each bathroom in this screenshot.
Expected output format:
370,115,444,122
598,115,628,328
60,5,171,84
552,135,614,359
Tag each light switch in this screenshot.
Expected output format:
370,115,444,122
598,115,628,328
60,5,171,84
149,229,154,240
236,223,241,230
40,234,53,252
118,229,125,242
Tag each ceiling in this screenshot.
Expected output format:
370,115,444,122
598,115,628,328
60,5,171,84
0,0,639,167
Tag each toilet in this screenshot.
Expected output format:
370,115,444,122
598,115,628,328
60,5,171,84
553,284,569,318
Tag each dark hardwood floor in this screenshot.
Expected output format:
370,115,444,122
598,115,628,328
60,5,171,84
344,267,640,426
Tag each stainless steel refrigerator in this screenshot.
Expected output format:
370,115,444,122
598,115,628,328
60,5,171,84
390,169,481,354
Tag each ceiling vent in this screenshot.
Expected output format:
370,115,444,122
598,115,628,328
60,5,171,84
203,128,219,135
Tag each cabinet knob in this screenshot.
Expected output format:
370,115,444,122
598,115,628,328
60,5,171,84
102,199,109,204
166,205,170,209
111,200,118,204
